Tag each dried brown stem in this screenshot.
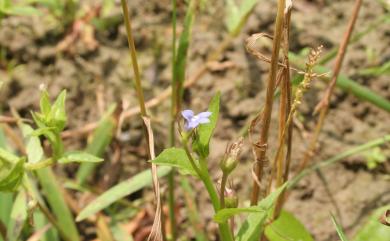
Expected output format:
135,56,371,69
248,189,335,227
250,0,286,205
297,0,363,172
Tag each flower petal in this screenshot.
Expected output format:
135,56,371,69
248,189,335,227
197,111,212,119
181,110,194,121
198,118,210,124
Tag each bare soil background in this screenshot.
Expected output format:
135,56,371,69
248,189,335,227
0,0,389,240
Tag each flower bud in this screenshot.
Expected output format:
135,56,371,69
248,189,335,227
224,187,239,208
219,137,243,175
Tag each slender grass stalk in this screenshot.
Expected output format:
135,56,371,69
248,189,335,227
167,1,178,239
120,1,164,240
274,6,293,218
297,0,363,172
120,0,147,117
250,0,286,205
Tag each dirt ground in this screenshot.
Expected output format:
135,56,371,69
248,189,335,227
0,0,389,240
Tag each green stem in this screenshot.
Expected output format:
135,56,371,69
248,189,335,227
181,136,234,241
24,158,54,170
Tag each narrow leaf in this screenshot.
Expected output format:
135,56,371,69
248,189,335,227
58,151,103,164
193,92,220,158
36,168,80,241
76,104,116,185
331,214,349,241
6,190,27,241
214,207,264,223
76,166,171,221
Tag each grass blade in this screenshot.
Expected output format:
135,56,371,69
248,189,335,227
76,166,171,222
76,104,116,184
36,168,80,241
6,190,27,241
331,213,349,241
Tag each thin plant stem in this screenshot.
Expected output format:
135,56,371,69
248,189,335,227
290,134,390,189
24,158,54,170
297,0,363,172
120,1,164,240
250,0,286,205
181,136,234,241
219,172,228,208
274,6,293,218
167,0,178,240
120,0,147,117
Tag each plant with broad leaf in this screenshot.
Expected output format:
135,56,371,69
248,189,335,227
0,90,103,193
151,92,290,241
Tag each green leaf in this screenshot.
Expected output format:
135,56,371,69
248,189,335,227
40,90,51,117
151,147,198,177
6,190,27,241
76,104,116,185
193,93,220,158
21,124,44,164
0,147,19,164
58,151,103,164
225,0,258,36
49,90,67,131
214,207,265,223
33,210,59,241
36,168,80,241
236,183,287,241
4,5,41,16
0,192,13,227
76,166,171,221
0,158,25,192
353,205,390,241
265,210,314,241
331,214,349,241
173,0,196,94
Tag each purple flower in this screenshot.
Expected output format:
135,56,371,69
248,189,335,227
181,109,212,131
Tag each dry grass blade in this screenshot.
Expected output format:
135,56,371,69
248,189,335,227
142,117,163,241
26,224,51,241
